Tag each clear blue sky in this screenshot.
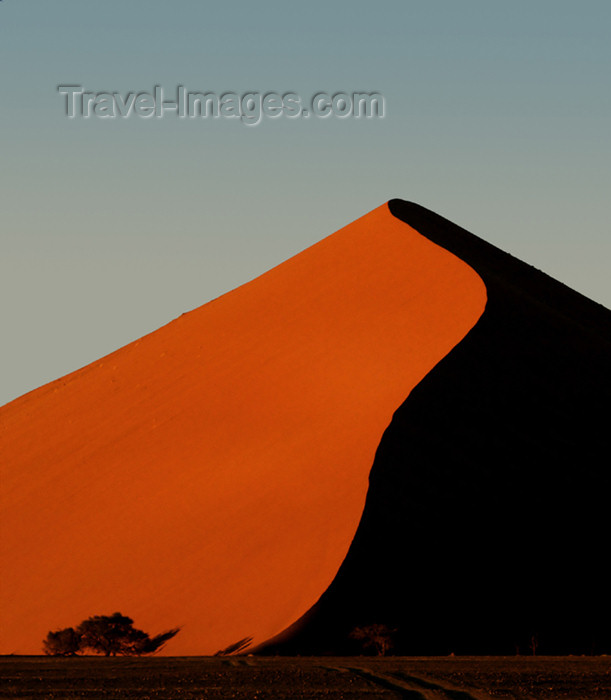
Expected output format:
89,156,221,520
1,0,610,405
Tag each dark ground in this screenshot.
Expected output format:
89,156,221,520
1,656,610,699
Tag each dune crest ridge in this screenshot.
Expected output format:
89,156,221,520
259,200,611,656
0,203,486,655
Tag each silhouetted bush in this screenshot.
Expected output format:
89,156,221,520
42,613,179,656
42,627,81,656
350,624,396,656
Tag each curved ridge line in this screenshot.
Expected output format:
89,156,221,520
252,201,488,653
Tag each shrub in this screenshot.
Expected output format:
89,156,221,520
42,613,179,656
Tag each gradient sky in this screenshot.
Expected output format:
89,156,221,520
1,0,610,406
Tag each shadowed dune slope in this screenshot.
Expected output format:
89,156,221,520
260,200,611,656
0,204,486,655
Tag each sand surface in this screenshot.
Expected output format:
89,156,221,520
0,204,485,655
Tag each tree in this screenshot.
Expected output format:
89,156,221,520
350,624,396,656
42,613,180,656
42,627,80,656
77,613,146,656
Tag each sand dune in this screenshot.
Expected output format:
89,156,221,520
0,204,486,655
261,200,611,656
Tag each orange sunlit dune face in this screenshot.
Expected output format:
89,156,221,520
0,204,486,655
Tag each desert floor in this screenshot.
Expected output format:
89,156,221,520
1,656,610,699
